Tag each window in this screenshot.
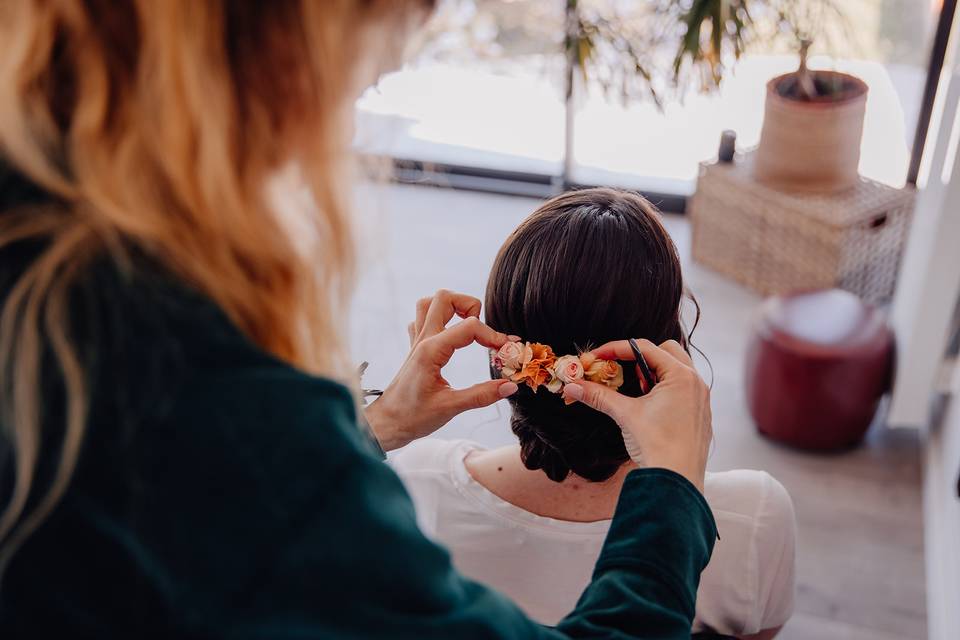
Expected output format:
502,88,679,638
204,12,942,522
572,0,939,192
355,0,566,177
355,0,942,197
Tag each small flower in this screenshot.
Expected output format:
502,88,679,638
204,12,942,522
546,374,563,393
553,354,584,384
585,359,624,390
512,359,550,390
497,341,526,372
528,343,556,368
579,352,597,370
510,342,556,391
521,343,534,364
546,359,563,393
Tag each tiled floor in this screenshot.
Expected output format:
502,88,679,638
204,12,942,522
351,183,927,639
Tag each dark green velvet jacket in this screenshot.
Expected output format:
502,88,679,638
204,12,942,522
0,168,717,639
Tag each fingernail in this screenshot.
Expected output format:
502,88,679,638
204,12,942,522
497,382,519,398
563,384,583,401
508,335,521,342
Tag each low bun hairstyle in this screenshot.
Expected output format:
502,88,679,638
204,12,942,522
484,188,695,483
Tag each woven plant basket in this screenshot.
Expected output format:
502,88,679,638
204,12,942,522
690,153,915,305
754,70,868,193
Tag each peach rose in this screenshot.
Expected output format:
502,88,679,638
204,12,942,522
553,355,584,384
546,372,563,394
496,340,527,376
585,358,624,390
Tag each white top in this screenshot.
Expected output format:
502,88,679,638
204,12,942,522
391,438,796,636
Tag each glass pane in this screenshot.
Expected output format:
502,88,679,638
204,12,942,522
354,0,566,176
571,0,941,193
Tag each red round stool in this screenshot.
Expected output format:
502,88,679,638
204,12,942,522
744,289,894,450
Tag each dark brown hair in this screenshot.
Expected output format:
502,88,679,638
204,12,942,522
485,188,695,483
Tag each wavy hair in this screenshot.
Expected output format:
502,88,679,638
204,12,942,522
0,0,432,572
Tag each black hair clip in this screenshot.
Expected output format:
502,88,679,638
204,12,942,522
628,338,656,394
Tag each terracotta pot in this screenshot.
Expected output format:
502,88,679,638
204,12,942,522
754,71,868,193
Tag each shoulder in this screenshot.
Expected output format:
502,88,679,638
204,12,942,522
702,470,797,633
705,469,797,582
389,437,482,477
80,258,373,494
178,362,357,432
704,469,796,578
705,469,796,529
74,252,367,460
388,438,483,537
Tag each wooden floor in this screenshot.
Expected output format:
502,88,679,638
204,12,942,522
352,183,927,639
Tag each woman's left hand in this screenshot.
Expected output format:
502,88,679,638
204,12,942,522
364,290,519,452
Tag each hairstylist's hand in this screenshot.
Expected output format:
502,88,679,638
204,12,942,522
364,290,519,452
561,340,712,493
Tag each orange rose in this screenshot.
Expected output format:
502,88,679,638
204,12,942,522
579,352,597,370
585,358,624,390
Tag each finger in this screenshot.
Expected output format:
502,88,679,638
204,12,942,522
561,380,629,423
442,316,510,350
444,379,518,414
589,339,686,381
637,364,650,395
420,290,483,338
588,339,647,361
407,321,417,347
414,297,432,336
420,317,510,366
658,339,694,367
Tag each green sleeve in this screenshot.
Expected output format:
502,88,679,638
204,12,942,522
208,376,717,639
557,470,718,637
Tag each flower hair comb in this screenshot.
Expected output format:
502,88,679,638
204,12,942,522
490,341,624,404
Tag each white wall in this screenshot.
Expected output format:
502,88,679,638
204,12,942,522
925,394,960,640
889,69,960,429
886,21,960,635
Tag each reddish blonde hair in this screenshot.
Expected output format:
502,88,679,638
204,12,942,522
0,0,432,572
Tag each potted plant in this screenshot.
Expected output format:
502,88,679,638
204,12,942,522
753,40,868,192
565,0,858,189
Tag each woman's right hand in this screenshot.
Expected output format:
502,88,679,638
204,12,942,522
561,339,712,493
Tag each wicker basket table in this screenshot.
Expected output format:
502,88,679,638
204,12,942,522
689,153,915,304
